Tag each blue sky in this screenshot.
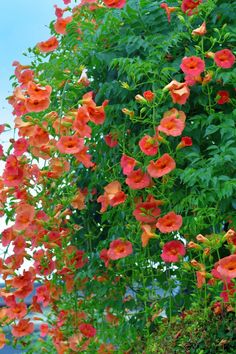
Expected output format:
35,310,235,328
0,0,61,125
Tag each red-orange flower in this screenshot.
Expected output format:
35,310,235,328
77,69,90,87
163,108,186,122
161,240,186,262
147,153,176,178
47,157,70,178
27,81,52,100
13,138,29,156
14,203,35,231
192,21,207,36
54,16,73,35
74,146,95,168
25,97,50,112
103,0,126,8
225,229,236,245
214,49,235,69
160,3,177,23
107,239,133,260
104,133,118,148
82,91,108,125
120,154,137,175
37,36,59,53
125,169,151,190
73,106,91,137
141,224,156,247
11,319,34,338
7,302,27,320
220,281,236,302
0,333,6,350
133,195,162,224
216,255,236,279
71,189,86,210
139,135,158,155
216,90,230,104
143,90,155,101
40,323,49,337
176,136,193,149
97,181,126,212
56,135,84,154
180,56,205,76
181,0,202,16
165,80,190,105
196,270,206,288
158,115,185,137
2,155,24,187
0,124,5,134
156,211,183,233
100,249,110,268
79,323,96,338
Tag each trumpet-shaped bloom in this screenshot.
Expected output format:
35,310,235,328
27,81,52,100
176,136,193,149
0,333,6,350
79,323,96,338
160,3,177,23
25,97,50,113
192,22,207,36
13,138,29,156
14,203,35,231
158,115,185,137
139,135,158,155
56,135,84,154
133,195,162,224
147,153,176,178
104,133,118,148
120,154,137,175
103,0,126,8
82,91,108,125
141,224,156,247
181,0,202,16
180,56,205,76
143,90,155,101
107,239,133,260
156,211,183,233
2,155,24,187
97,181,126,212
54,16,73,35
125,169,151,190
38,37,59,52
214,49,235,69
71,189,86,210
74,146,95,168
217,90,230,104
216,255,236,279
165,80,190,105
161,240,186,262
11,319,34,338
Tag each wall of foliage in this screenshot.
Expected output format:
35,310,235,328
0,0,235,352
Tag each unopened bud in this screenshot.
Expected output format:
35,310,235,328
135,94,147,103
188,241,200,249
196,234,208,243
203,248,211,256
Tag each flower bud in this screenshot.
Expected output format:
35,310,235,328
135,94,147,103
196,234,208,243
122,108,134,118
192,22,207,36
187,241,200,249
205,51,215,59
